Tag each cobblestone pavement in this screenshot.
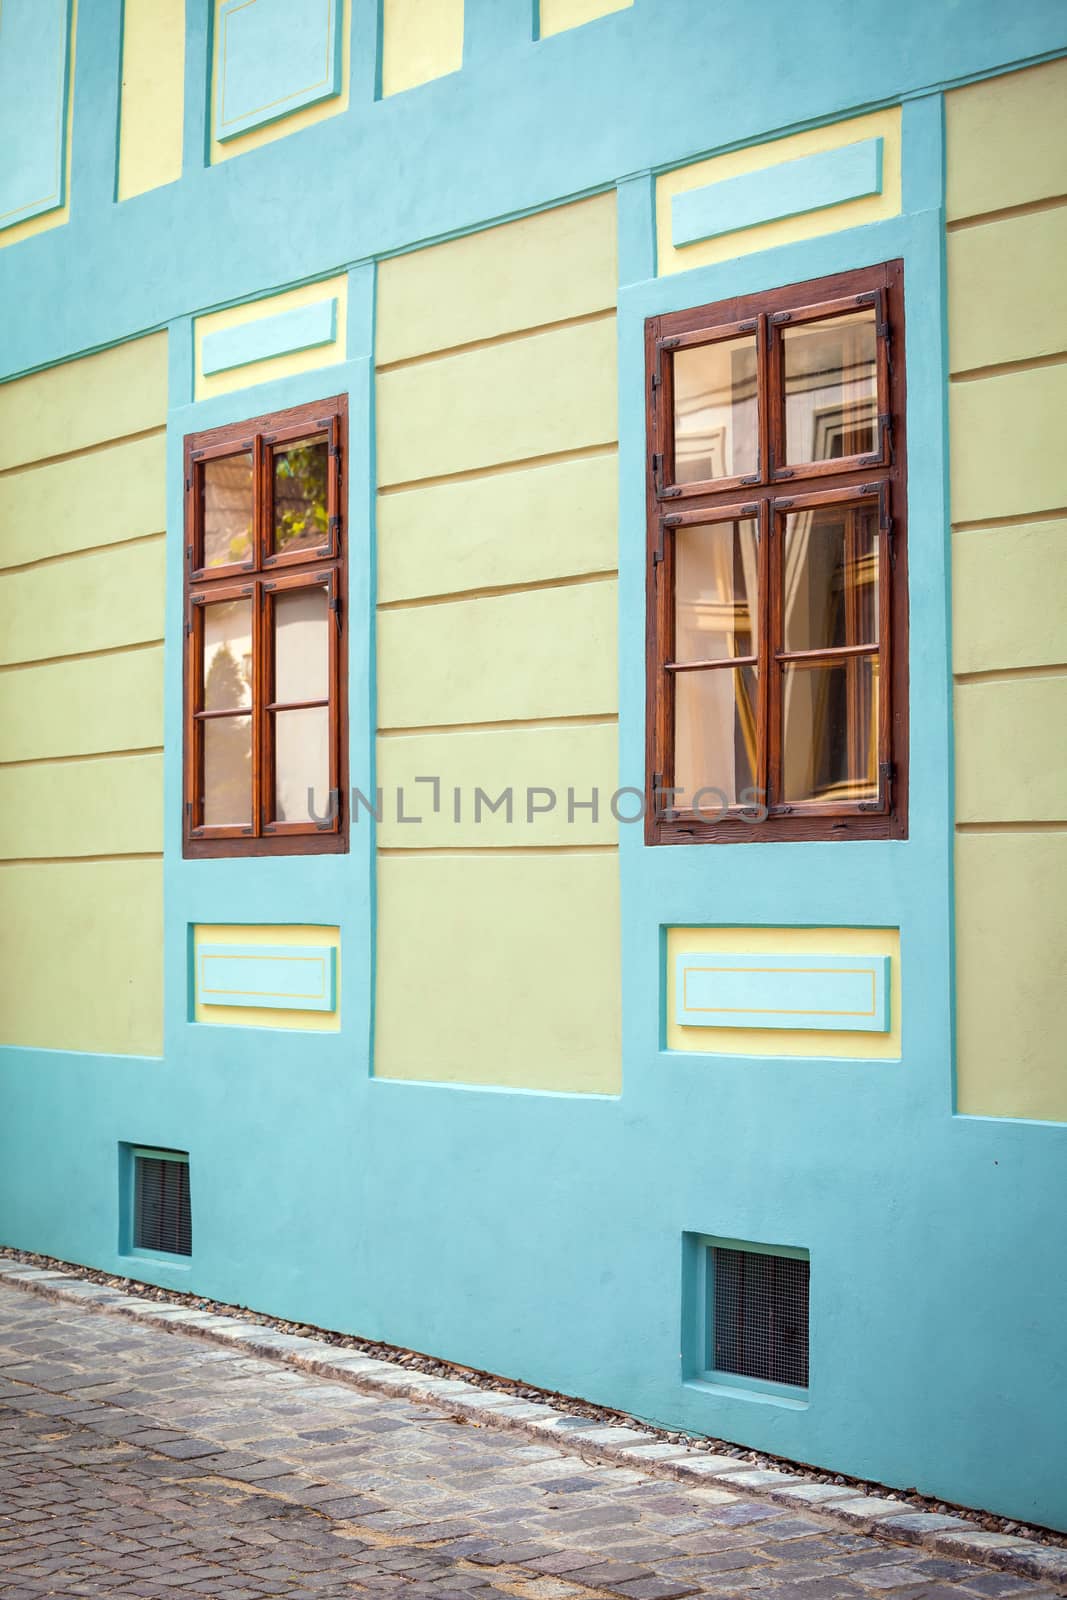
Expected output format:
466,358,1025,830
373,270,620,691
0,1284,1061,1600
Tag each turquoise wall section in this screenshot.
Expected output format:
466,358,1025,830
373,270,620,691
1,0,1066,1535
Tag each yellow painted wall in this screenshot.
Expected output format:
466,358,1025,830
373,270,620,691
193,924,341,1032
194,274,348,399
0,334,167,1057
666,927,902,1061
374,194,621,1093
0,0,76,251
539,0,632,38
947,61,1067,1123
210,0,350,163
381,0,463,97
656,108,901,276
118,0,186,201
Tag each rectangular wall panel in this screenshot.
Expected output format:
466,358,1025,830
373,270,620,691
675,952,891,1033
0,0,72,231
946,57,1067,221
0,540,165,666
118,0,186,201
0,334,168,471
0,754,163,861
0,647,164,763
0,435,167,569
381,0,463,98
196,944,337,1012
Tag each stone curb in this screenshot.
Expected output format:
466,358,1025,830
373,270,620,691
2,1263,1064,1593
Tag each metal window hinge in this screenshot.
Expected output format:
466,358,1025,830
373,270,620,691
770,310,791,325
738,318,758,333
858,762,895,811
740,473,760,486
859,414,892,467
328,514,341,539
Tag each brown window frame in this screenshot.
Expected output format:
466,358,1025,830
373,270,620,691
183,395,348,859
645,262,908,845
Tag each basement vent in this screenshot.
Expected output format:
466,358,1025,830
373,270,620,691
712,1245,809,1388
133,1151,192,1257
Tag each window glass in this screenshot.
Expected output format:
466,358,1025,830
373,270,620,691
782,505,878,652
272,436,329,555
202,598,253,709
273,586,329,703
673,335,758,483
674,518,758,662
782,309,877,465
781,657,878,804
674,666,758,808
274,707,330,823
202,453,253,568
203,716,252,825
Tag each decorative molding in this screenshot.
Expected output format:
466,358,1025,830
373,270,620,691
0,0,73,231
674,951,891,1033
215,0,343,142
200,296,338,376
196,943,338,1012
672,138,884,250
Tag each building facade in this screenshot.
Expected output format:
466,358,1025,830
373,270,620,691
1,0,1065,1531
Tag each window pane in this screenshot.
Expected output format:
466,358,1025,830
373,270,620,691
274,706,330,824
674,518,758,662
203,715,252,826
273,585,329,704
673,335,758,484
782,309,877,465
673,666,758,810
782,504,878,652
272,436,329,555
202,598,252,710
202,452,253,568
781,656,878,804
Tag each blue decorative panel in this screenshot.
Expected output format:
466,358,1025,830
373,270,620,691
197,944,338,1011
675,952,890,1033
0,0,72,231
215,0,343,141
672,138,884,249
201,296,338,375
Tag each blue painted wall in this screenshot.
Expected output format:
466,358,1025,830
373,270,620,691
1,0,1066,1535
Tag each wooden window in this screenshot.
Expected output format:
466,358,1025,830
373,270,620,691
645,263,907,844
183,396,348,858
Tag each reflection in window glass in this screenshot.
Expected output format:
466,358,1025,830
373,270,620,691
273,586,329,704
202,598,252,709
272,437,329,555
783,505,878,652
781,657,878,804
673,335,758,484
783,310,877,465
203,715,252,825
674,666,758,809
202,453,253,568
674,519,758,662
274,706,330,823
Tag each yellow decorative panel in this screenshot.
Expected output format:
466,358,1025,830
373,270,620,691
378,452,617,604
0,435,166,569
0,0,76,253
0,332,168,472
376,852,620,1092
656,108,901,276
0,859,163,1056
376,194,616,363
665,926,902,1059
118,0,186,200
376,722,618,847
381,0,463,97
0,539,164,666
955,678,1067,825
209,0,351,163
378,579,617,730
949,364,1067,525
193,274,348,400
377,317,617,487
539,0,632,37
0,647,164,762
948,206,1067,373
946,58,1067,223
953,520,1067,674
193,924,341,1032
956,833,1067,1122
0,754,163,861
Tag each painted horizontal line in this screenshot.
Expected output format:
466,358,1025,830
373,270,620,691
0,746,163,771
955,663,1067,686
375,307,616,374
378,713,619,737
946,192,1067,232
378,569,618,611
378,442,617,496
377,844,618,857
0,530,165,578
956,821,1067,834
0,425,166,480
950,350,1067,384
952,505,1067,533
0,638,163,674
0,852,164,866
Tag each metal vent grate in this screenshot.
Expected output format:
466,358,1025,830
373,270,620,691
134,1154,191,1257
712,1246,809,1388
